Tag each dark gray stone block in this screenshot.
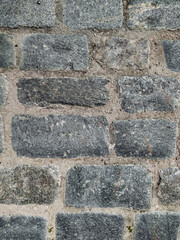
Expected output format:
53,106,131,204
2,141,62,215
56,213,125,240
0,215,46,240
20,34,89,71
158,167,180,204
63,0,123,30
0,165,60,204
0,0,55,28
128,4,180,30
134,212,180,240
0,116,4,154
162,40,180,72
12,114,110,158
17,77,109,107
66,165,152,209
103,38,149,70
0,34,15,68
0,74,8,108
119,76,180,113
113,119,177,158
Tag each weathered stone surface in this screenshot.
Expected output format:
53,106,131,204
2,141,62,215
63,0,123,30
119,76,180,113
0,34,15,68
0,74,8,108
158,167,180,204
0,116,4,154
56,213,125,240
129,0,179,4
66,165,152,209
128,4,180,30
134,212,180,240
20,34,89,71
162,40,180,72
12,115,110,158
0,215,46,240
113,119,177,158
17,77,109,107
0,0,55,28
103,38,149,70
0,165,60,204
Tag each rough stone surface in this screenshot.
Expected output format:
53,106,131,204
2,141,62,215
17,77,109,107
134,212,180,240
20,34,89,71
63,0,123,30
66,165,152,209
0,0,55,28
0,34,15,68
0,215,46,240
128,4,180,30
56,213,125,240
129,0,179,4
119,76,180,113
0,74,8,108
0,116,4,154
158,167,180,205
0,165,60,204
102,38,149,70
113,119,177,158
12,115,110,158
162,40,180,73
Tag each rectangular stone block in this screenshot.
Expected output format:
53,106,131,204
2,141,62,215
135,212,180,240
0,165,60,204
17,77,109,107
20,34,89,71
0,0,55,28
0,74,8,108
66,165,152,210
162,40,180,72
63,0,123,30
0,215,46,240
12,115,110,158
102,38,149,71
113,119,177,159
158,167,180,205
129,0,179,4
0,115,4,154
0,34,15,68
56,213,125,240
128,2,180,30
119,76,180,113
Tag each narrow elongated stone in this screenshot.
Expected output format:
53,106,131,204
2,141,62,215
113,119,177,158
20,34,89,71
0,0,55,28
102,38,149,70
63,0,123,30
0,34,15,68
158,167,180,204
119,76,180,113
12,115,110,158
66,165,152,209
162,40,180,72
0,116,4,154
0,74,8,107
128,3,180,30
56,213,125,240
134,212,180,240
0,215,46,240
17,77,109,107
0,165,60,204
